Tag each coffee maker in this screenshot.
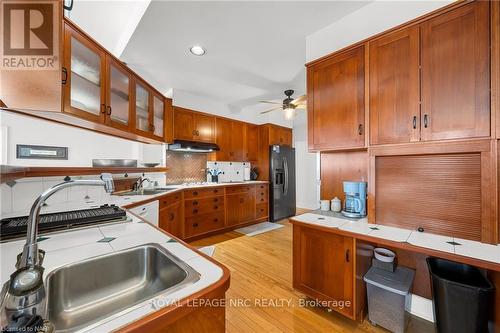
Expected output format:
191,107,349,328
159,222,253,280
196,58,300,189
341,181,367,218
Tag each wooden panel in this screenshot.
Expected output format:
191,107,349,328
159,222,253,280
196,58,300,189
230,121,245,160
421,1,490,141
369,26,420,145
159,191,182,209
164,98,174,143
293,225,354,318
173,108,195,141
213,117,232,161
375,154,482,241
320,151,367,201
159,201,183,239
245,124,259,162
184,196,224,217
184,187,224,199
226,191,256,227
308,46,365,151
257,125,271,181
185,212,225,238
256,187,268,204
256,203,269,219
226,184,253,194
493,0,500,138
194,113,215,143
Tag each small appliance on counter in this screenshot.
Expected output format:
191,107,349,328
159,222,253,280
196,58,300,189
341,181,367,218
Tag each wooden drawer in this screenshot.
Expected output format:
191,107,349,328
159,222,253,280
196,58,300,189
226,184,254,194
256,183,268,191
159,191,182,209
185,212,225,238
256,188,268,204
185,196,224,217
256,203,269,219
184,187,224,199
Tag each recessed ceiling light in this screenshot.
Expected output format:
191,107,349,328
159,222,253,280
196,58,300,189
190,45,206,56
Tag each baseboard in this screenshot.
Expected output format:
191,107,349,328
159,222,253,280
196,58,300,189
405,293,434,323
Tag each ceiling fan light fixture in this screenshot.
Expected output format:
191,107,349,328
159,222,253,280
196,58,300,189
189,45,206,56
284,107,295,120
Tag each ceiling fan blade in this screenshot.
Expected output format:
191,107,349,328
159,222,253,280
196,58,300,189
260,107,282,114
294,105,307,110
259,101,282,105
291,95,306,105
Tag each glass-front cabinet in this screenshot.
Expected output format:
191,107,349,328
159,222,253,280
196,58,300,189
63,23,106,122
152,93,165,139
105,57,132,131
135,80,151,134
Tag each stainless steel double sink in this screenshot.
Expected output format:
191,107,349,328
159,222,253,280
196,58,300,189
45,244,200,332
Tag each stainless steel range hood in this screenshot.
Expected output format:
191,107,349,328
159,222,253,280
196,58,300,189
168,140,220,153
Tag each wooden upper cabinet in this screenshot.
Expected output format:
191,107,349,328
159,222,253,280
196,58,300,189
421,1,490,141
105,56,132,131
194,113,216,143
164,98,174,143
369,26,420,145
174,108,196,141
134,79,153,136
307,46,365,151
63,23,106,123
213,117,232,161
245,124,259,162
173,107,215,143
152,93,165,140
230,121,245,160
269,125,293,146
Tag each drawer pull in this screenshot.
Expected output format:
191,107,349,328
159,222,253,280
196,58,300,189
193,209,198,214
214,189,218,193
261,198,264,202
214,218,218,222
193,223,199,227
214,198,219,202
261,192,264,195
193,201,199,206
169,213,174,221
214,205,218,210
193,191,198,196
345,249,350,263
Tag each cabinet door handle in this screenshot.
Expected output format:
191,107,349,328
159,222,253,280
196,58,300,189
63,0,74,11
358,124,363,135
169,213,174,221
106,105,112,116
192,209,198,214
193,223,198,228
62,67,68,85
412,116,417,129
192,130,197,135
423,114,429,128
345,249,350,263
193,201,198,206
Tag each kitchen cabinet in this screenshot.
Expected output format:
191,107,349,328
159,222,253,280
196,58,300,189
211,118,246,162
159,200,183,238
152,93,165,140
307,46,365,151
129,200,159,226
230,121,245,161
245,124,259,162
293,224,354,318
369,26,420,145
226,189,256,227
105,56,132,131
420,1,490,141
269,125,293,146
173,107,216,143
63,23,106,124
134,79,153,136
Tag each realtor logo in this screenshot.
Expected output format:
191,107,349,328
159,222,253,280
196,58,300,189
3,3,53,55
1,1,58,70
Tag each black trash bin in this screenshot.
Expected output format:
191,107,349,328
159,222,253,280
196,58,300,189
427,257,494,333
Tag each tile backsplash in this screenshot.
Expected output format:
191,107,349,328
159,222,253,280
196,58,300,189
206,161,251,183
1,173,166,216
165,151,207,184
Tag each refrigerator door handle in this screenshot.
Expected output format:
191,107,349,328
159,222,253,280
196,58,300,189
283,157,289,196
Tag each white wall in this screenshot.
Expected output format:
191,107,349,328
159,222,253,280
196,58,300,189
0,111,161,167
306,0,453,63
293,112,319,210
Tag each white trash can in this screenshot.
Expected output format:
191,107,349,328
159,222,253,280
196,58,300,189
363,266,415,333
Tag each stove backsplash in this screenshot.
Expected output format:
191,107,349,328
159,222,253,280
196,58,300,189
165,151,208,184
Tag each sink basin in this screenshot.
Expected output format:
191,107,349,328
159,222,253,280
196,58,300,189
115,188,175,196
45,244,200,332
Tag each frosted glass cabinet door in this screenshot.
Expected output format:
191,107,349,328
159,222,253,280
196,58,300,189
108,61,131,129
135,82,151,132
63,24,105,123
153,95,164,138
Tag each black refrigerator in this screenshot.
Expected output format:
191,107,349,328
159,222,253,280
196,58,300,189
269,145,296,221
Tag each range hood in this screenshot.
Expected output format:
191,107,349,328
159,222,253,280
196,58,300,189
168,140,220,153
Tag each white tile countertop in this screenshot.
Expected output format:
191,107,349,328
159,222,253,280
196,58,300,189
0,214,224,333
292,212,500,265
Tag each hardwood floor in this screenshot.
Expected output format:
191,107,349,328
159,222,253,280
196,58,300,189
190,218,435,333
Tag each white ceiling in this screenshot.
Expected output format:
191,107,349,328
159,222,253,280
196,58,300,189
69,1,371,123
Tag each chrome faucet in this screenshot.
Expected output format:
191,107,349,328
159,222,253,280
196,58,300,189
1,174,115,323
132,177,151,192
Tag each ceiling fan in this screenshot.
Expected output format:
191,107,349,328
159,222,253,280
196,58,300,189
259,90,306,120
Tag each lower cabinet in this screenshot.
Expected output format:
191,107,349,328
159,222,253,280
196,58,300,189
185,212,225,238
293,224,355,319
159,200,183,239
226,190,256,227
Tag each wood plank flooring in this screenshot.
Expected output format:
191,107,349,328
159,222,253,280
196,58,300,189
190,219,436,333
